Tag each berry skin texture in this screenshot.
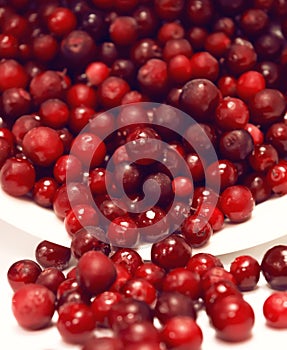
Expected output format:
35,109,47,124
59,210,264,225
57,302,96,344
263,292,287,328
0,157,35,196
76,251,117,297
160,316,203,350
209,295,255,342
12,284,55,330
22,126,64,167
219,185,255,223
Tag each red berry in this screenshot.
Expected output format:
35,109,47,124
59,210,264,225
263,292,287,328
12,284,55,330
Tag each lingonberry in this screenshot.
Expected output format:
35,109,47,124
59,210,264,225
33,177,58,208
209,295,255,342
229,255,261,291
263,292,287,328
12,284,56,330
7,259,42,292
0,157,35,196
160,316,203,350
261,245,287,290
77,250,117,296
219,185,255,223
57,302,96,344
35,240,71,270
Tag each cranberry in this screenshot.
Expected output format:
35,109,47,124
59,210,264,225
0,59,28,92
187,26,208,51
243,172,272,203
179,78,220,122
91,290,122,325
181,214,213,248
118,321,160,346
161,316,203,350
64,204,99,237
83,336,124,350
249,143,279,172
66,83,97,109
110,264,132,292
99,197,128,222
244,122,264,146
0,157,35,196
186,0,213,25
167,54,192,84
39,98,69,129
219,129,254,162
33,177,58,208
107,216,139,248
7,259,42,292
0,33,18,58
219,185,254,223
163,38,193,62
172,176,193,199
134,262,165,290
162,267,201,300
32,34,59,63
204,280,242,316
204,31,231,58
215,97,250,130
60,30,96,69
255,34,283,61
209,295,255,342
107,298,153,332
121,278,157,305
256,61,281,89
36,267,66,294
35,240,71,270
71,226,110,259
229,255,261,291
22,126,64,167
154,291,197,324
2,87,32,121
12,284,55,330
201,266,237,294
47,7,77,37
217,75,237,97
236,70,266,101
249,88,286,126
266,122,287,156
186,253,223,278
206,159,238,191
240,8,268,36
157,21,184,45
109,16,138,46
89,111,115,139
110,248,143,275
113,162,142,196
77,251,117,296
71,132,106,169
261,245,287,290
263,292,287,328
190,51,219,82
151,234,192,270
266,162,287,195
57,302,96,344
226,40,257,75
98,76,130,109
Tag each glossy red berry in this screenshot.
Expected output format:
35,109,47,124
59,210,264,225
263,292,287,328
77,251,117,296
57,302,96,344
12,284,55,330
35,240,71,270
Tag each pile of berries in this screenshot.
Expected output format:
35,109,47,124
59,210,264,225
7,240,287,348
1,0,287,347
